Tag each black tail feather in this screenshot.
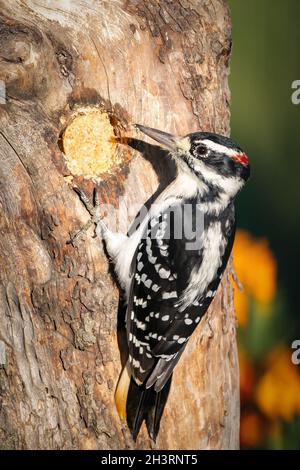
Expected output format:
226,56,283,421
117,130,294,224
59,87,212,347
126,376,172,441
145,376,172,441
126,379,149,441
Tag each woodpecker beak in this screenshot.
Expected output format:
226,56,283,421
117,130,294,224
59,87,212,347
134,124,181,153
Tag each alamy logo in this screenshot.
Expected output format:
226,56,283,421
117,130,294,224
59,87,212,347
0,341,6,366
100,201,205,251
291,80,300,105
291,340,300,365
0,80,6,105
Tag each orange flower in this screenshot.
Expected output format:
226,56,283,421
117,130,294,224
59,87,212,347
233,230,253,288
240,411,264,447
246,238,277,305
255,347,300,420
234,286,248,326
239,349,255,401
232,230,277,323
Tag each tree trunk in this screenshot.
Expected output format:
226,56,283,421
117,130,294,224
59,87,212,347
0,0,239,450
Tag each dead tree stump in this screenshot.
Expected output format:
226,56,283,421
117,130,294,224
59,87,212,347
0,0,239,449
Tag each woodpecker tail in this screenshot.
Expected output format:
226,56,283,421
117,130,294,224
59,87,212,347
115,361,131,420
115,361,172,441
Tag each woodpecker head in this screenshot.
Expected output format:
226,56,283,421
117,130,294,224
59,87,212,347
135,124,250,199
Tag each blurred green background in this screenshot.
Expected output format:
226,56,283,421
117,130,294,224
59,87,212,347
229,0,300,449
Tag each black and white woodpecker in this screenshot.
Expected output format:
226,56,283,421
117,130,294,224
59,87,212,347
73,124,250,441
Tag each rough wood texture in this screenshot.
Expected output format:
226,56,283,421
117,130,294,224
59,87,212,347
0,0,239,449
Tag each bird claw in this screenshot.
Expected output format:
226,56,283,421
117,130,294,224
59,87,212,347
68,187,103,245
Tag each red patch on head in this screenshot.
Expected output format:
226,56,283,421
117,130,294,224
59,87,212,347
232,153,249,165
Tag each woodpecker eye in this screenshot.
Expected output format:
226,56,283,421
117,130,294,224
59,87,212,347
192,143,207,157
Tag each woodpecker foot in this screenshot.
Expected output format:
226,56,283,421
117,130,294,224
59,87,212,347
68,187,104,245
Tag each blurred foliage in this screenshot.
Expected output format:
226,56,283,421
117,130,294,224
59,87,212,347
233,231,300,449
229,0,300,449
229,0,300,334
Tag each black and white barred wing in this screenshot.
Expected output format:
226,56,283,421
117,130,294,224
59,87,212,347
126,205,207,391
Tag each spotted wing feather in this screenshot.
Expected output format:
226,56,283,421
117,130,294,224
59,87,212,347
126,202,235,391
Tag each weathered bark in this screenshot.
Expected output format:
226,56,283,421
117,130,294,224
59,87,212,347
0,0,239,450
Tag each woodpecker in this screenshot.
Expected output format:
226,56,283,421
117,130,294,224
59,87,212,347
72,124,250,441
